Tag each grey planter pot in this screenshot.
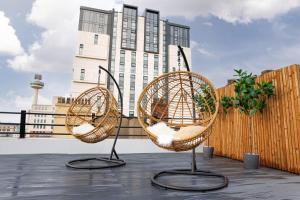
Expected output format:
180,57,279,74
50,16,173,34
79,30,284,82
243,153,259,169
203,146,214,159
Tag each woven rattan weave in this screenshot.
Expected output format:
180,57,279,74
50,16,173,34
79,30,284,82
65,86,119,143
137,71,219,151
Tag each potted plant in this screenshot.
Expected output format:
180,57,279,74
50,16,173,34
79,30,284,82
220,69,274,169
195,83,216,159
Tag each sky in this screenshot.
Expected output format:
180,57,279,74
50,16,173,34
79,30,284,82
1,0,300,117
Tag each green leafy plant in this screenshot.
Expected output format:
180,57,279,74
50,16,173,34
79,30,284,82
195,84,216,113
194,83,216,147
220,69,275,154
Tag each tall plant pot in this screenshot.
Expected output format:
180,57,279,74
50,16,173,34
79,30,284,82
203,146,214,159
243,153,259,169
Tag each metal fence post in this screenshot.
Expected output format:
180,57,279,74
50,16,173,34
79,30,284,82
19,110,26,138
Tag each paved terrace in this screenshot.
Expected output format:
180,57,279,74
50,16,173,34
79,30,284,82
0,153,299,200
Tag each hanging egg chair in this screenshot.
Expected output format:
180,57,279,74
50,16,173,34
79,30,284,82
64,66,125,169
65,86,119,143
136,46,228,192
137,71,218,152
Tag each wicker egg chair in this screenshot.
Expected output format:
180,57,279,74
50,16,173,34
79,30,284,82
137,71,218,152
65,86,118,144
136,46,228,192
65,66,126,169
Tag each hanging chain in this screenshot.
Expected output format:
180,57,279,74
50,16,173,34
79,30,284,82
177,50,181,71
97,67,101,86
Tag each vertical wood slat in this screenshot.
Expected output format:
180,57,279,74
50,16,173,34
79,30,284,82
210,64,300,174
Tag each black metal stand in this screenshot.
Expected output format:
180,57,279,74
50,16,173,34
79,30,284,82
65,151,125,169
151,149,228,191
150,46,228,191
66,65,126,170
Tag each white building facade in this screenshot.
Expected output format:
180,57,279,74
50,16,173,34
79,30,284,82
71,5,191,117
0,124,19,137
26,104,55,137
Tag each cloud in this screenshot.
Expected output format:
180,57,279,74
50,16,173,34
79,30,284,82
190,40,215,57
7,0,120,72
7,0,78,72
126,0,300,23
0,11,23,56
203,22,213,27
5,0,300,73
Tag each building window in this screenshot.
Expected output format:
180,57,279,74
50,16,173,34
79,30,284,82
162,36,169,103
169,25,190,47
129,75,135,112
143,53,149,89
108,12,119,93
129,111,134,117
79,44,84,55
79,9,110,34
119,50,125,73
143,53,148,76
121,6,137,49
94,34,98,45
143,76,148,88
119,73,124,93
80,69,85,80
129,51,136,115
131,51,136,74
154,55,159,77
144,10,159,53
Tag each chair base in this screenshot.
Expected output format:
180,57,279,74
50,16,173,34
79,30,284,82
151,169,228,192
65,157,126,170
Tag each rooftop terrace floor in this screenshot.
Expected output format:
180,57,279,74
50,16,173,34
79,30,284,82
0,153,299,200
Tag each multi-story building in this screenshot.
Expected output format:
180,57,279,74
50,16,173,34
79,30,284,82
71,4,191,117
26,104,55,137
0,124,19,137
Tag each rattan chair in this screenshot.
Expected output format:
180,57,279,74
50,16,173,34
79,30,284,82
136,45,228,192
66,86,119,143
64,66,126,169
137,71,218,151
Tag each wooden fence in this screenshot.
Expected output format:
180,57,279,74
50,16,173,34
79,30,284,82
209,64,300,174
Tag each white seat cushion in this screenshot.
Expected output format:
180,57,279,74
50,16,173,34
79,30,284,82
147,122,176,146
72,123,95,135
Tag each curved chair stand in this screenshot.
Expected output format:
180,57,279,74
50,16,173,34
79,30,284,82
148,46,228,191
151,149,228,191
152,169,228,192
65,65,126,169
65,155,125,170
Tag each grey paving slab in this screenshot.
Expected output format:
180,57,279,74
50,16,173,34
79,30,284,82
0,153,299,200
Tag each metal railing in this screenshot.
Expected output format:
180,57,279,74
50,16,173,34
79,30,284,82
0,110,146,138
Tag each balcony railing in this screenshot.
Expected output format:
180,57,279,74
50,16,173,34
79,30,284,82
0,110,146,138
